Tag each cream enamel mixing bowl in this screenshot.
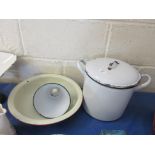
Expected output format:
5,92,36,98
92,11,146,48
8,74,83,125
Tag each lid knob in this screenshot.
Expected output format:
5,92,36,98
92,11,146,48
50,88,60,97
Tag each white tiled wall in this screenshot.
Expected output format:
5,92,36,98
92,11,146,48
0,20,23,55
1,19,155,92
19,20,108,59
106,23,155,66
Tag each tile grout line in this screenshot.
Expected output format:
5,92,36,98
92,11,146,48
80,19,155,27
104,23,112,58
104,20,155,27
18,55,79,62
62,63,66,75
17,19,27,56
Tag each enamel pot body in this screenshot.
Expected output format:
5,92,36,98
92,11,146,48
83,75,133,121
77,58,151,121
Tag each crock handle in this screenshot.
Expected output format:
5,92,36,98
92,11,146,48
77,59,86,76
135,74,151,91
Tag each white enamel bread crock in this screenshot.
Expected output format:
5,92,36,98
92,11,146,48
77,58,151,121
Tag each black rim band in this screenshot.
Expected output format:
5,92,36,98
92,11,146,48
85,71,139,90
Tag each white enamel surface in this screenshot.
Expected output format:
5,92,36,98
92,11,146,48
8,74,83,125
78,58,151,121
86,58,141,88
83,76,134,121
0,52,16,76
34,84,70,118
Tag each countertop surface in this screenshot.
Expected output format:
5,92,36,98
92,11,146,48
1,83,155,135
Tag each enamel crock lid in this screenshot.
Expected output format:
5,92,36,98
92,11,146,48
33,83,70,118
85,58,141,88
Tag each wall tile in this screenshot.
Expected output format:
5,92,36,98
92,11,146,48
0,20,23,55
107,23,155,66
0,56,63,82
62,61,84,87
0,57,84,87
20,20,108,60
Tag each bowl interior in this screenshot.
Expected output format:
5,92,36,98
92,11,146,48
8,74,82,125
